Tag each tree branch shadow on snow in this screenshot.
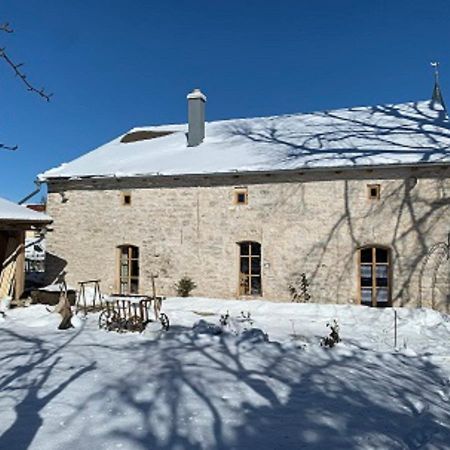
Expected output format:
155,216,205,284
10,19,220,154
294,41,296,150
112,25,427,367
62,325,450,450
0,325,96,450
226,101,450,311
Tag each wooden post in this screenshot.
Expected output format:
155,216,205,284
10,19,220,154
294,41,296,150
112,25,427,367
394,309,398,349
14,232,25,300
151,274,156,300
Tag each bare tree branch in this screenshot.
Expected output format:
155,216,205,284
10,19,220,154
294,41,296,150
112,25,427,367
0,21,52,101
0,143,18,151
0,22,13,33
0,48,53,101
0,21,53,151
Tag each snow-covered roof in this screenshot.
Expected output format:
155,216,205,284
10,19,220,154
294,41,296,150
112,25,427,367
39,99,450,181
0,197,52,224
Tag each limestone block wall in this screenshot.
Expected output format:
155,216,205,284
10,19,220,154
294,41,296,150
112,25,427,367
45,170,450,311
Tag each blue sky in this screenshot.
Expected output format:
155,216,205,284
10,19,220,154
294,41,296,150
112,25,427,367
1,0,450,201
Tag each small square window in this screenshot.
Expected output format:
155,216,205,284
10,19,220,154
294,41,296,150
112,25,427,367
367,184,380,200
122,192,132,205
234,188,248,205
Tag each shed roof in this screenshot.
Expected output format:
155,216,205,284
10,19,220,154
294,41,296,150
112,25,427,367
0,196,52,225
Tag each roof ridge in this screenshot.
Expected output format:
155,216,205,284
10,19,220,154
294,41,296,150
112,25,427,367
129,99,434,131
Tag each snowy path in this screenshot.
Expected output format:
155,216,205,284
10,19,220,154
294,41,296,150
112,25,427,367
1,298,450,449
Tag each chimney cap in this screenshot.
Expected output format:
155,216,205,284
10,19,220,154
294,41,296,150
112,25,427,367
187,88,207,102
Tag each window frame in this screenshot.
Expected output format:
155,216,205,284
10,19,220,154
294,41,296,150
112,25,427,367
233,187,248,205
357,245,391,307
121,192,132,206
117,244,139,294
238,241,262,296
367,184,381,201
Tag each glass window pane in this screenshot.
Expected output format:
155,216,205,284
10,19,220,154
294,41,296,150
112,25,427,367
130,279,139,294
360,265,372,278
240,274,249,295
237,193,246,203
376,248,388,263
240,243,250,256
251,242,261,256
240,258,249,274
376,265,388,279
360,248,372,263
251,258,261,275
131,260,139,277
361,288,372,304
361,265,372,287
376,288,389,304
251,277,261,295
120,264,129,277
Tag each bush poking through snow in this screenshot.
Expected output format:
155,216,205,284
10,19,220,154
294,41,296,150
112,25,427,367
219,311,230,328
175,277,197,297
219,310,264,337
320,320,341,348
288,272,311,303
239,311,254,326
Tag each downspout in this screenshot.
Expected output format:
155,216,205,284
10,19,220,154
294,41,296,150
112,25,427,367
18,180,42,205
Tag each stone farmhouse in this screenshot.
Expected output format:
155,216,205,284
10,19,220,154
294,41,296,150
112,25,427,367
39,88,450,312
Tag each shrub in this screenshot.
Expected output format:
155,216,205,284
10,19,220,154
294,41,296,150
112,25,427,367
288,272,311,303
175,276,197,297
320,320,341,348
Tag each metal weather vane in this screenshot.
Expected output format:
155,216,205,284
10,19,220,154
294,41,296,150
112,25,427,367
430,61,446,109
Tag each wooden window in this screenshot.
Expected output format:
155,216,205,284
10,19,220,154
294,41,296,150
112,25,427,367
118,245,139,294
238,241,262,295
121,192,132,206
358,246,391,307
233,187,248,205
367,184,381,200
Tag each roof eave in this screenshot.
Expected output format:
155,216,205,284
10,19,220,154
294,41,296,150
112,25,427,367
0,218,53,226
40,160,450,184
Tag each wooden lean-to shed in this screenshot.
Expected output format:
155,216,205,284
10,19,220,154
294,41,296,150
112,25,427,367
0,197,52,300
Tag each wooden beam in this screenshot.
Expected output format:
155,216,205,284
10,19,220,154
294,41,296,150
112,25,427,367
14,231,25,300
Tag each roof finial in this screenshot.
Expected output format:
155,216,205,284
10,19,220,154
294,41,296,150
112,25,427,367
431,61,446,110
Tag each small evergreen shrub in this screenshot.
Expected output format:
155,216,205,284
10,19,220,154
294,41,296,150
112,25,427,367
175,276,197,297
288,272,311,303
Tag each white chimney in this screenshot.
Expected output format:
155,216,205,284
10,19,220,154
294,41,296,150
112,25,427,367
187,88,206,147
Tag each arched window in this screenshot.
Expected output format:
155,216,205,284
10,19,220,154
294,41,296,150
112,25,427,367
238,241,262,296
117,245,139,294
358,246,391,307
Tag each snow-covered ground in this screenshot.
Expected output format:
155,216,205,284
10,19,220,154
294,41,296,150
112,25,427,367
1,298,450,450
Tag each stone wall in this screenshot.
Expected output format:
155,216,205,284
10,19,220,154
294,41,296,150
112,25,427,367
45,167,450,312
